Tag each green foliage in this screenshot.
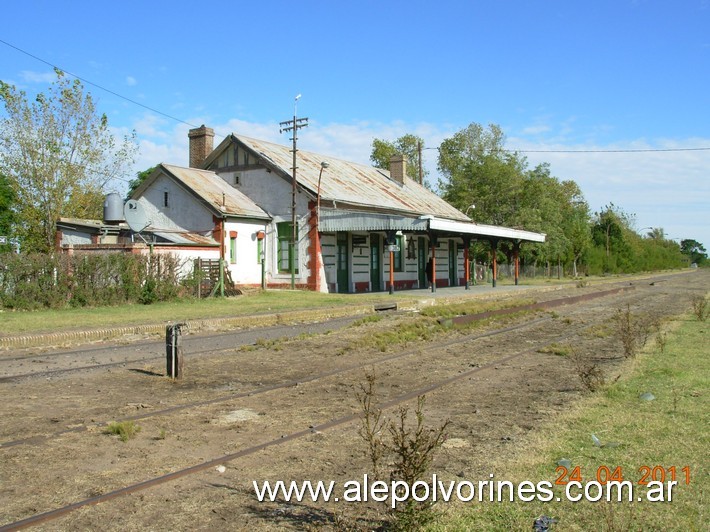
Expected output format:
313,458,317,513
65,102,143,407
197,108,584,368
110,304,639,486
0,69,137,253
0,172,16,252
680,239,707,266
351,314,383,326
105,421,141,442
690,295,708,322
434,316,709,531
435,123,689,277
0,252,183,310
357,373,449,530
370,134,428,183
126,166,157,200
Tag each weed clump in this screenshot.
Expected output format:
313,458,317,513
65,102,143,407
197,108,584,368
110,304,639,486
357,372,450,530
105,421,141,442
691,295,708,322
614,304,654,358
352,314,383,327
570,350,606,392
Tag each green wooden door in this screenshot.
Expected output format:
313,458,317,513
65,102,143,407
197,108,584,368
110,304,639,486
337,233,349,293
370,234,381,292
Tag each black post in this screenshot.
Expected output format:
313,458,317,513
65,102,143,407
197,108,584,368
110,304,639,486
166,323,186,379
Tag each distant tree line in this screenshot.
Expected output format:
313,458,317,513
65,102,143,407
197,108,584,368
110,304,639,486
371,123,706,276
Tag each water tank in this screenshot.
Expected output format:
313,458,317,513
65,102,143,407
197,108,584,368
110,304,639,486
103,193,125,224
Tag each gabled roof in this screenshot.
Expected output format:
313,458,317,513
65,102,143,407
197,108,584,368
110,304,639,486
207,134,470,222
134,163,270,220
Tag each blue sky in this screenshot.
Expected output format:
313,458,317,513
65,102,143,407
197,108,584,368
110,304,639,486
2,0,709,248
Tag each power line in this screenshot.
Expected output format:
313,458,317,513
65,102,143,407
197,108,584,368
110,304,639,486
0,38,200,130
424,145,710,154
511,147,710,153
2,38,709,155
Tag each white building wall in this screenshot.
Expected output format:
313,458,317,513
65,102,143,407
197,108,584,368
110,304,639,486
434,240,449,283
222,219,266,284
152,248,220,278
137,174,267,286
381,234,420,289
138,174,214,233
61,228,93,245
219,168,312,287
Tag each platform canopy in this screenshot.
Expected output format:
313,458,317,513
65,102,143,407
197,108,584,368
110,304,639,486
318,209,545,243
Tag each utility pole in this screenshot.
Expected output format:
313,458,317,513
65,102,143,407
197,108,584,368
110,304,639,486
280,95,309,289
418,140,423,185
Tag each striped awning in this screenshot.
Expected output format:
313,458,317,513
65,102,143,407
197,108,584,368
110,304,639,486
318,209,428,232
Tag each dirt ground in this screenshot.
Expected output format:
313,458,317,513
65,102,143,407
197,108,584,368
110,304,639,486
0,271,707,530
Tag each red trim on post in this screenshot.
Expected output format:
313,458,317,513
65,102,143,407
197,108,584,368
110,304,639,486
306,200,321,291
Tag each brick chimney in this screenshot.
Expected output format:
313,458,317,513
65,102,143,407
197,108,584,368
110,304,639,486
188,125,215,168
389,154,406,184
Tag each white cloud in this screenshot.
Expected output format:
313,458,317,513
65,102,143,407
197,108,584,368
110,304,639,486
126,76,137,86
123,114,710,246
18,70,56,83
520,124,552,135
509,136,710,244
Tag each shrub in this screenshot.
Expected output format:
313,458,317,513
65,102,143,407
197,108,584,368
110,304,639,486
105,421,141,442
357,372,449,530
0,251,187,310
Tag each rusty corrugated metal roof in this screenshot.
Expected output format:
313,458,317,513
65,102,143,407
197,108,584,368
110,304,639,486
152,230,217,246
162,163,270,220
233,135,470,222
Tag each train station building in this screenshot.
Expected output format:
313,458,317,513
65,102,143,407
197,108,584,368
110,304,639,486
56,126,545,293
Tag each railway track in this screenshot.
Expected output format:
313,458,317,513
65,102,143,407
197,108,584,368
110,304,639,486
0,280,647,384
0,271,705,530
0,320,600,532
0,283,640,449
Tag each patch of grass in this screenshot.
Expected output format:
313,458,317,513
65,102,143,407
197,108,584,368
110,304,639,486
351,314,383,327
431,314,708,531
105,421,141,442
690,294,708,321
536,342,573,356
420,298,536,320
0,290,396,336
583,322,614,339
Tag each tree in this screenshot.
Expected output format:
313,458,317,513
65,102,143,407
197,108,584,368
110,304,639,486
0,69,137,253
646,227,665,240
0,172,15,251
370,134,427,183
437,123,526,227
126,166,157,200
680,239,707,266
